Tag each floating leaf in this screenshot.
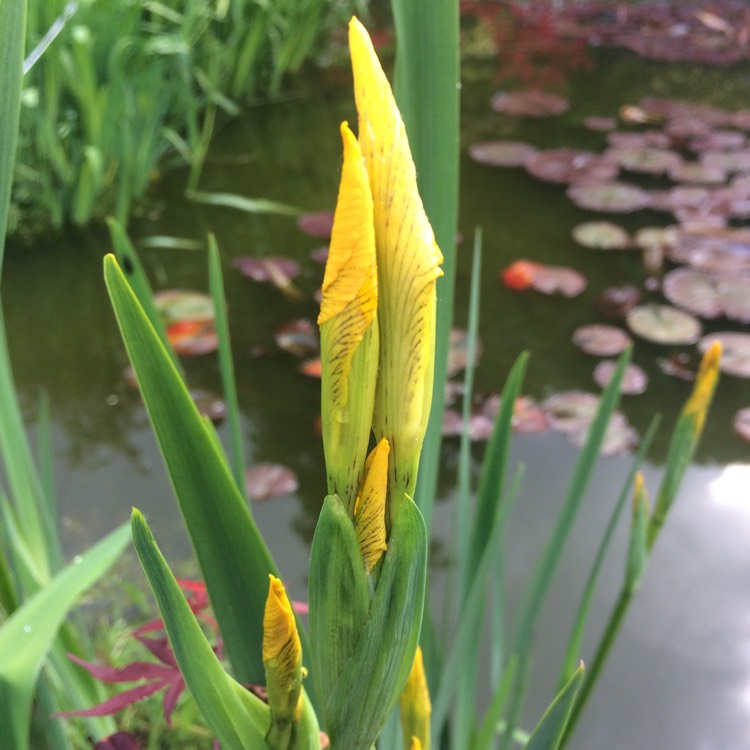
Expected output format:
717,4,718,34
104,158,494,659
607,130,670,149
626,304,702,344
526,149,617,185
310,246,329,264
698,332,750,377
593,361,648,394
657,352,698,381
633,226,679,250
583,116,616,132
154,290,214,324
605,146,683,175
189,390,228,422
232,257,302,297
568,411,639,456
733,407,750,442
572,221,631,250
468,140,538,168
447,328,483,377
572,324,631,356
668,162,726,185
567,181,651,212
530,263,587,297
511,396,549,434
666,228,750,273
297,211,335,238
594,285,641,319
275,319,319,357
490,90,568,117
690,130,747,152
663,268,724,318
166,321,218,356
245,464,299,501
543,391,601,434
700,149,750,173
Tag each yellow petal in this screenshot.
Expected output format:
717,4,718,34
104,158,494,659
263,574,298,663
684,340,721,436
318,121,377,327
349,17,443,513
319,121,379,512
354,438,389,572
410,739,423,750
400,646,431,750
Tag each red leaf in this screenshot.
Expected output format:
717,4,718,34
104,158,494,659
56,681,169,718
94,732,142,750
67,654,173,683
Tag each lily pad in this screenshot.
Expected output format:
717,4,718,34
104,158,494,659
503,261,587,297
527,149,617,185
605,146,683,175
607,130,671,149
667,162,726,185
447,328,483,377
702,147,750,172
690,130,747,152
593,361,648,394
733,408,750,442
583,116,617,132
468,140,537,167
297,211,334,238
663,267,750,322
245,463,299,501
490,90,569,118
633,226,679,250
568,411,639,456
698,332,750,377
543,391,601,434
573,324,631,356
166,321,218,356
594,285,641,319
657,352,698,381
154,290,215,324
232,256,301,283
189,389,228,422
626,304,702,345
567,181,651,213
572,221,631,250
275,319,319,357
310,246,329,264
511,396,550,434
666,229,750,273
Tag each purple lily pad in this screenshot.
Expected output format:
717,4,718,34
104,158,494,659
531,263,587,297
668,162,727,185
699,332,750,378
734,408,750,442
572,221,631,250
310,245,329,264
583,116,617,132
626,304,702,345
607,130,671,149
297,211,334,238
593,361,648,395
543,391,601,434
490,90,569,118
232,256,301,283
663,267,750,322
567,181,651,213
573,324,631,356
690,130,747,152
468,140,537,167
447,328,483,377
594,285,641,319
275,319,319,357
666,229,750,273
527,149,617,185
245,463,299,501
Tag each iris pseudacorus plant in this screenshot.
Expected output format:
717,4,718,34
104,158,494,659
309,17,441,750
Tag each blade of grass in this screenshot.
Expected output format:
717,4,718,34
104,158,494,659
104,254,281,686
524,664,584,750
207,234,247,500
500,349,631,750
189,190,302,216
391,0,460,538
557,416,660,688
0,523,129,750
0,0,26,273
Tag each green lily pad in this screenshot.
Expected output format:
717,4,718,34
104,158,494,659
154,290,215,324
572,221,631,250
567,181,651,213
626,304,702,344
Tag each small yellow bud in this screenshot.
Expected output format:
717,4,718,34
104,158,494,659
400,646,431,750
684,340,721,436
354,438,389,572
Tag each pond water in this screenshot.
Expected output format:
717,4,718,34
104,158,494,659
4,41,750,750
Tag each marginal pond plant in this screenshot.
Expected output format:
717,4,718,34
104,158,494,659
0,5,724,750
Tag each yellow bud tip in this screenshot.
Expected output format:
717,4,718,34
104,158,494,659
354,438,389,571
684,339,722,431
263,575,296,662
410,738,423,750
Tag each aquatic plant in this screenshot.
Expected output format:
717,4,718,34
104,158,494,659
12,0,364,235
